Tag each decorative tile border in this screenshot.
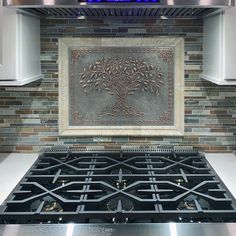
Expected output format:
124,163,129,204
59,37,184,136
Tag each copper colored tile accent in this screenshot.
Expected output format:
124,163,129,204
185,109,192,114
34,127,52,132
20,133,36,137
194,81,215,87
193,145,210,151
51,110,59,114
29,92,46,96
185,38,198,42
40,137,58,142
0,96,16,99
210,110,227,115
209,128,228,132
47,92,58,96
16,146,33,151
64,26,76,33
18,128,34,133
185,82,195,87
189,55,203,60
41,43,58,51
210,146,228,151
129,137,148,142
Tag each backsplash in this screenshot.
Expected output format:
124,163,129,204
0,18,236,153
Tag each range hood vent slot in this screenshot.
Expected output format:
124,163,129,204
19,7,218,19
3,0,234,19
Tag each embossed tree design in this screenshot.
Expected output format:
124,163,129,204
80,57,164,117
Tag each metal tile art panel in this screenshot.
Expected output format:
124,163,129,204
69,47,174,126
59,37,184,136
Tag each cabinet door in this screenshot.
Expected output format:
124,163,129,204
202,13,223,83
223,8,236,80
19,13,41,81
0,7,17,80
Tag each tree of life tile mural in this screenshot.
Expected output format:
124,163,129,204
69,47,174,126
59,37,184,136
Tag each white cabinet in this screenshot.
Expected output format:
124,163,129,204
201,7,236,85
0,7,41,86
0,1,2,65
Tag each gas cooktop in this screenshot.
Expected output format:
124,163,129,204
1,149,236,224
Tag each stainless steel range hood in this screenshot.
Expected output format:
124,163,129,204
3,0,235,19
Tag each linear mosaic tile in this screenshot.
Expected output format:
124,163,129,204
0,18,235,153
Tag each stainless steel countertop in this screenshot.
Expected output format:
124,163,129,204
0,223,236,236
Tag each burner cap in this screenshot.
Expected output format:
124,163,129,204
43,201,63,212
107,196,134,212
175,179,184,185
178,201,196,210
111,168,132,175
177,195,210,211
30,196,64,212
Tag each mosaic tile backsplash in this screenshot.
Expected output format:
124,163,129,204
0,18,236,153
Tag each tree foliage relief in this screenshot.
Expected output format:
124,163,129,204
80,56,164,117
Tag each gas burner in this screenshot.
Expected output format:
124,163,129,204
178,201,196,210
57,179,68,186
175,179,184,185
177,195,210,211
42,196,63,212
30,196,63,212
43,201,63,212
1,150,236,224
116,180,128,189
107,196,134,212
112,217,129,224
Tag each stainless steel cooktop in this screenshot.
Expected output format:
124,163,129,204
0,149,236,224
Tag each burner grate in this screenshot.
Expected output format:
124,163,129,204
1,150,236,224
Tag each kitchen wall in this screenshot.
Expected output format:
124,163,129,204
0,18,236,153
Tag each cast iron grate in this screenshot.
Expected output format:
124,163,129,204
0,150,236,224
